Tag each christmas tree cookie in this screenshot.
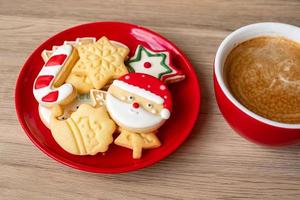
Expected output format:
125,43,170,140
127,45,185,84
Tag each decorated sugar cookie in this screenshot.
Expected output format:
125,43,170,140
127,45,185,84
33,44,79,107
50,104,116,155
65,36,130,93
41,37,129,62
39,89,107,128
33,36,180,159
46,89,114,155
106,73,172,132
106,73,172,159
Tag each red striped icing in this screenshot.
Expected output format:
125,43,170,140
45,54,67,66
34,75,54,89
42,91,59,102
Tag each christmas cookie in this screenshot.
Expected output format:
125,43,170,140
33,44,79,107
38,93,92,128
39,89,108,128
41,37,129,62
127,45,185,84
114,128,161,159
106,73,172,159
50,104,116,155
41,38,96,61
65,36,130,93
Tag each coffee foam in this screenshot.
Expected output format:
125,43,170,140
225,36,300,124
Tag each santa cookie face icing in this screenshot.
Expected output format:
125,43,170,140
106,73,172,133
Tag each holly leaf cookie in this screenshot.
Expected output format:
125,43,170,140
127,45,185,84
65,36,130,93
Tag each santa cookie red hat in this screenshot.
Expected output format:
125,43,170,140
112,73,172,119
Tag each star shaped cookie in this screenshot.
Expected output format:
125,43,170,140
66,37,130,93
127,45,185,84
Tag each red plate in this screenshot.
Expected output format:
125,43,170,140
15,22,200,173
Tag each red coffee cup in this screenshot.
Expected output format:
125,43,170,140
214,22,300,146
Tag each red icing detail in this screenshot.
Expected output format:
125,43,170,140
42,91,58,102
45,54,67,66
132,102,140,109
118,73,172,111
34,75,54,89
143,62,152,68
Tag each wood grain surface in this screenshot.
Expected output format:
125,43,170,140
1,0,300,199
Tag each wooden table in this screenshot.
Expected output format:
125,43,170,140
1,0,300,199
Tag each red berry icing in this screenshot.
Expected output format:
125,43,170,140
45,54,67,67
143,62,152,68
42,91,59,102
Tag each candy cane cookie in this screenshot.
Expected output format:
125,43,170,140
33,44,79,107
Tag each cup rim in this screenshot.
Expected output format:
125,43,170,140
214,22,300,129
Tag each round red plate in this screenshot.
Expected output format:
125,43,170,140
15,22,201,173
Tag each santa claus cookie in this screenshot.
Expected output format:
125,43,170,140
106,73,172,132
106,73,172,159
127,45,185,84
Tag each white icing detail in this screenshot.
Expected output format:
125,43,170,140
160,85,166,90
113,80,164,104
106,93,165,129
147,85,151,88
125,75,130,80
130,47,169,78
151,109,157,114
52,44,72,56
142,74,145,77
39,104,52,126
160,108,170,119
128,95,134,101
33,44,74,105
52,46,59,51
164,95,167,99
38,65,61,76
